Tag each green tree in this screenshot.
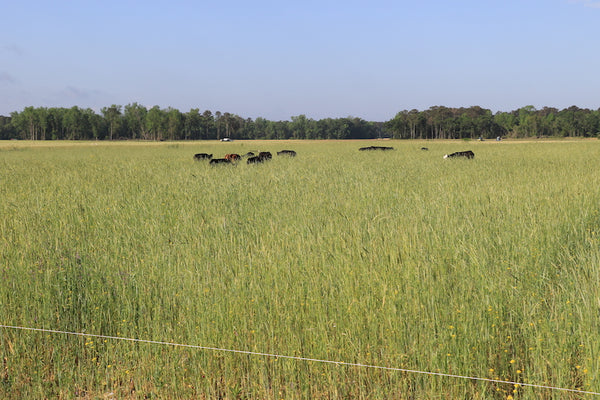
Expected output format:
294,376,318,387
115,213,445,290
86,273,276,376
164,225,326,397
407,109,426,139
10,106,39,140
48,108,67,139
62,106,86,140
582,109,600,137
304,117,320,139
0,115,15,139
494,111,517,137
166,107,182,140
220,112,243,139
424,106,453,139
201,110,215,139
251,117,269,139
124,102,148,139
146,106,166,141
514,106,538,137
538,107,559,137
184,108,201,140
215,111,223,139
290,114,309,139
473,108,495,139
557,106,591,137
101,105,122,140
35,107,49,140
238,117,255,139
83,108,103,140
385,110,409,139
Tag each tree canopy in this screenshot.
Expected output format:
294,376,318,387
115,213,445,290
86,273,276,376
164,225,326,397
2,104,600,140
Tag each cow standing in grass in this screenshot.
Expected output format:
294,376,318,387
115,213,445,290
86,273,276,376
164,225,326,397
277,150,296,157
444,150,475,159
359,146,394,151
258,151,272,160
225,153,241,162
210,158,232,165
247,156,263,164
247,152,273,164
194,153,212,160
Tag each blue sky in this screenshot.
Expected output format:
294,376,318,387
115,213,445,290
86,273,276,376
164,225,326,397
1,0,599,121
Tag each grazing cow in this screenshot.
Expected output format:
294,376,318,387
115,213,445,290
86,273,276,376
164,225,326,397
277,150,297,157
242,152,255,158
247,156,264,164
421,147,429,151
193,153,212,160
210,158,232,165
443,150,475,159
225,153,241,162
247,152,273,164
258,151,272,160
359,146,394,151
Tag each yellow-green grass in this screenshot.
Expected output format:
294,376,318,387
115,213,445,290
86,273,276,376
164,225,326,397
1,139,600,399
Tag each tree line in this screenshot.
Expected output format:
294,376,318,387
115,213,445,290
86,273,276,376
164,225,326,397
385,105,600,139
1,104,599,141
0,104,382,141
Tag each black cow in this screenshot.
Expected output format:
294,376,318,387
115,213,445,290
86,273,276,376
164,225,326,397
242,152,255,158
359,146,394,151
258,151,272,160
247,152,273,164
247,156,264,164
421,147,429,151
277,150,296,157
210,158,232,165
444,150,475,159
194,153,212,160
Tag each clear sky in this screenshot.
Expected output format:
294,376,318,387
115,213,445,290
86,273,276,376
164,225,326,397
1,0,599,121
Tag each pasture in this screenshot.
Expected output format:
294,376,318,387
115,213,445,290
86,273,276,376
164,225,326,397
1,139,600,399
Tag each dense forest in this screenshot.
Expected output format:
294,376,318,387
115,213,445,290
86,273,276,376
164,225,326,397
1,104,599,141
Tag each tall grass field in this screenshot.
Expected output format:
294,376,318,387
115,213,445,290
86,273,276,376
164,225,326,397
1,139,600,399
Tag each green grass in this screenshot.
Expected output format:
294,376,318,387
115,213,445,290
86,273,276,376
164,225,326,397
1,139,600,399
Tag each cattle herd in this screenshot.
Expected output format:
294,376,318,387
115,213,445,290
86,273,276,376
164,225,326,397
193,146,476,166
194,149,297,165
